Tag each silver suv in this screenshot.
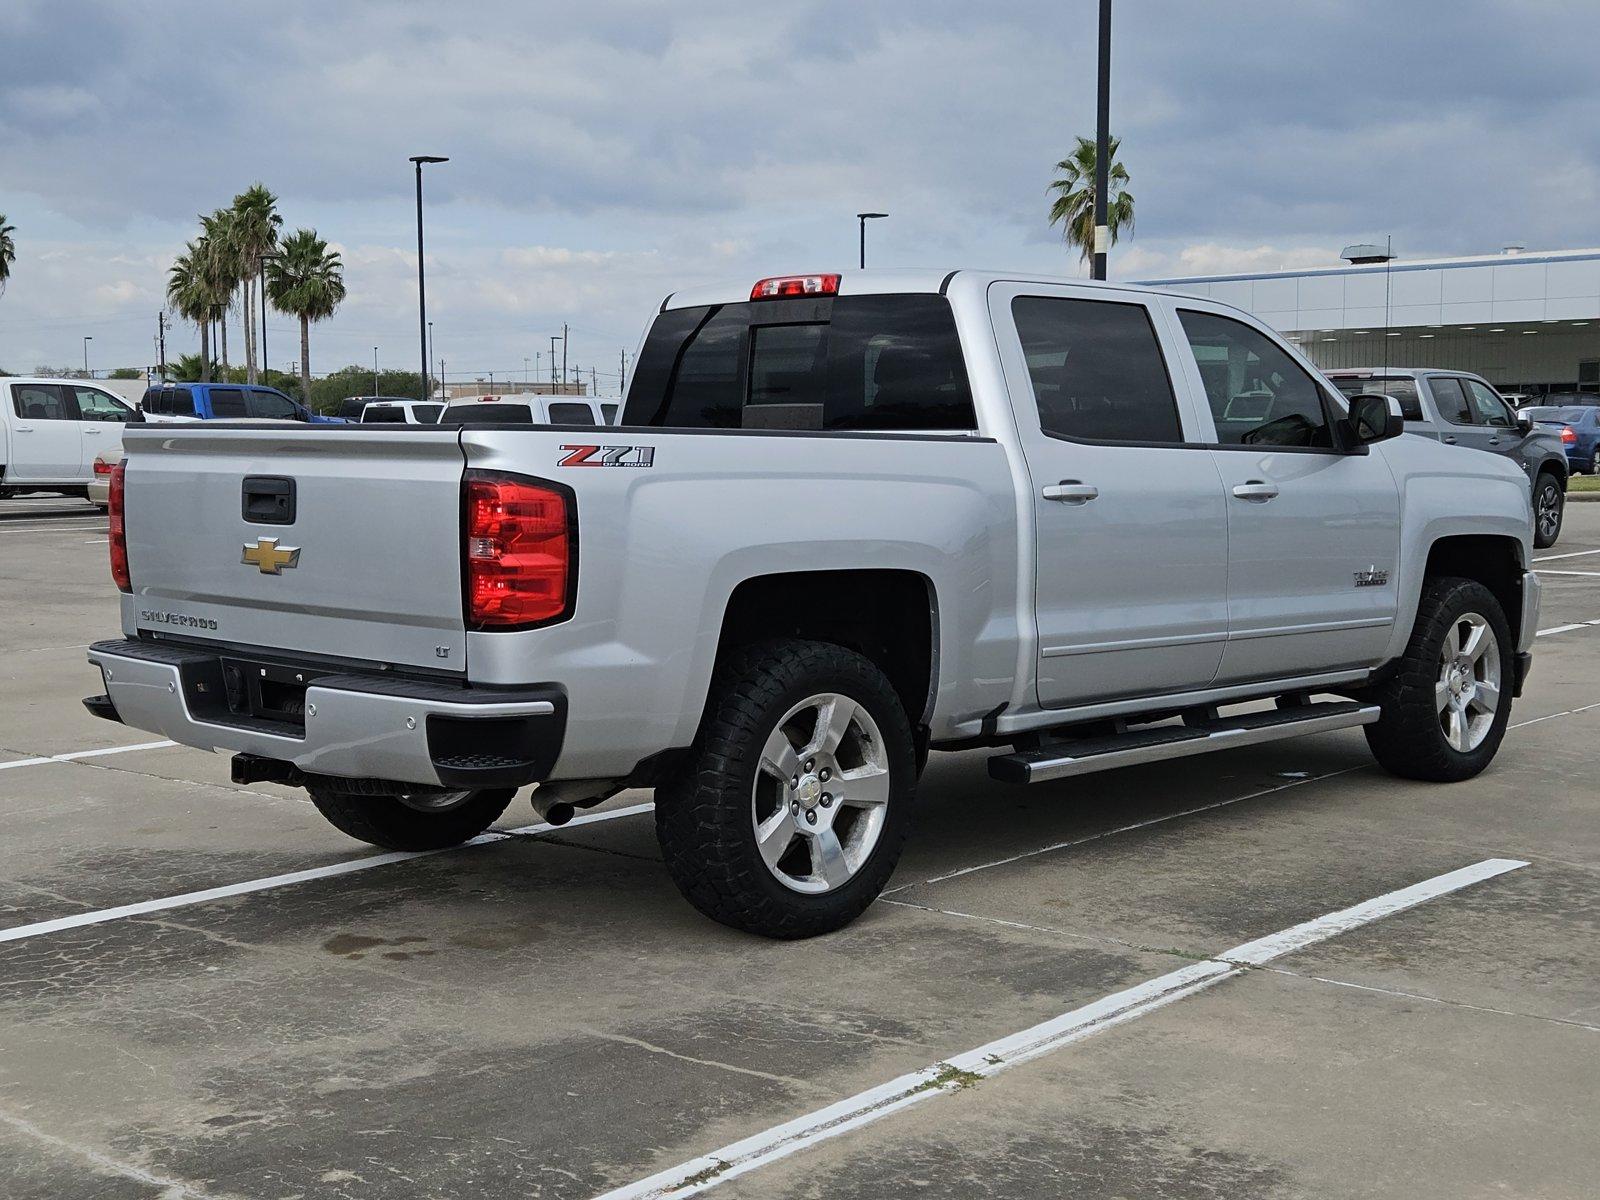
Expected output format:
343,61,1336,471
1327,369,1569,547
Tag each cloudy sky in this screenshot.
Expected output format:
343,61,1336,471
2,0,1598,389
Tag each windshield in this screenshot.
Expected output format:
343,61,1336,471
439,403,535,424
1525,407,1589,423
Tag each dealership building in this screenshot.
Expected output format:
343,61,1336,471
1140,246,1600,396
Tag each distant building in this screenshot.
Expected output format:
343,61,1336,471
441,380,587,400
1140,246,1600,395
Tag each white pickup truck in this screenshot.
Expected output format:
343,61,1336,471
86,270,1540,938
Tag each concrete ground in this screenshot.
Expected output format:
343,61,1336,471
1,492,1597,1200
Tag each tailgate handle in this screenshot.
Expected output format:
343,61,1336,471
242,476,296,525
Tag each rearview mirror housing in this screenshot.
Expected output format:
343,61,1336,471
1516,410,1534,433
1345,393,1404,447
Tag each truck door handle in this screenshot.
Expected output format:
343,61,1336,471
15,427,33,433
1231,480,1279,502
1443,435,1457,444
83,428,102,435
1487,436,1501,445
1041,481,1099,504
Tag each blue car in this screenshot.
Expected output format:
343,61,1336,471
1525,404,1600,475
139,382,345,424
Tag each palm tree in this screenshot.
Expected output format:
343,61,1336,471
1047,135,1134,267
0,214,15,294
167,243,216,382
229,184,282,385
199,209,239,378
265,229,346,408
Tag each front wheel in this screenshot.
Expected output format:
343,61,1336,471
307,784,516,851
655,639,916,939
1365,577,1513,782
1533,472,1564,548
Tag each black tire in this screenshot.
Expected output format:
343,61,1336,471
1365,577,1513,782
307,784,515,851
655,639,917,939
1533,471,1564,549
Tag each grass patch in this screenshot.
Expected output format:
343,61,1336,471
914,1062,985,1093
1569,474,1600,493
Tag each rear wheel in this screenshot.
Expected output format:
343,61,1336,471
307,784,516,851
1533,471,1563,548
655,639,916,939
1365,577,1513,782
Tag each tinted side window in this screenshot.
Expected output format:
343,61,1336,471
361,407,407,423
12,384,70,420
1177,311,1332,448
246,390,300,420
210,388,248,418
631,306,746,428
822,295,974,431
1466,380,1512,427
170,387,196,416
1332,377,1423,422
1429,378,1473,425
601,404,618,424
1012,297,1181,443
140,387,165,415
547,402,596,425
73,387,132,422
413,404,443,423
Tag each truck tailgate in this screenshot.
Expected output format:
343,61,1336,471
121,425,468,672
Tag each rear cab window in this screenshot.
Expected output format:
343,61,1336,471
361,406,407,423
547,402,597,425
440,404,535,425
1331,376,1423,422
12,383,72,420
623,293,976,432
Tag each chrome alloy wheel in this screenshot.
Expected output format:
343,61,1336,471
1437,612,1501,753
751,692,892,895
1536,481,1562,544
397,789,476,814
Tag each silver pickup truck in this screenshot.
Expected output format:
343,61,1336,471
86,269,1541,938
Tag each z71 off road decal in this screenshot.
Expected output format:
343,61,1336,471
558,444,656,468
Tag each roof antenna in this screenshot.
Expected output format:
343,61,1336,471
1382,234,1393,376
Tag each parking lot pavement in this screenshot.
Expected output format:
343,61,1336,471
1,504,1598,1198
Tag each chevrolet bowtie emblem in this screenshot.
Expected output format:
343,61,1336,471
241,537,301,575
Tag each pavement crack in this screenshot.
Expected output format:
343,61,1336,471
1266,964,1600,1033
0,1105,233,1199
881,896,1210,963
574,1028,836,1097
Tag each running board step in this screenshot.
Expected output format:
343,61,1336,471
988,701,1381,785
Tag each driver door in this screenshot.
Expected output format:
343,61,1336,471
1169,303,1400,684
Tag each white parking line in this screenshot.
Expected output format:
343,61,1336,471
0,740,178,772
0,802,657,945
1536,620,1600,636
1536,569,1600,578
1533,547,1600,562
591,858,1528,1200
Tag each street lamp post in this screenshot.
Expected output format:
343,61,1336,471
428,321,436,398
82,336,93,378
410,155,449,401
257,252,281,386
856,212,887,270
373,347,379,398
1092,0,1112,282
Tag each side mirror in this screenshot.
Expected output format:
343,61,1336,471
1346,393,1404,446
1516,411,1534,433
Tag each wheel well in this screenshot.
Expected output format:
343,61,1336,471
1535,458,1567,487
716,570,936,727
1424,536,1523,633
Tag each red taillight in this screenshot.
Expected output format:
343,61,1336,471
463,471,573,628
1561,425,1577,444
108,460,131,593
93,457,115,476
750,273,840,300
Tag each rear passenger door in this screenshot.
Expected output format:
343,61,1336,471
990,282,1230,708
69,386,134,471
7,384,83,482
1170,305,1400,683
1425,376,1489,452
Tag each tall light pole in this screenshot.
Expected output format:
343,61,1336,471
1092,0,1112,282
857,212,887,269
82,336,93,378
373,347,379,398
410,155,449,401
257,251,281,386
427,321,436,398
